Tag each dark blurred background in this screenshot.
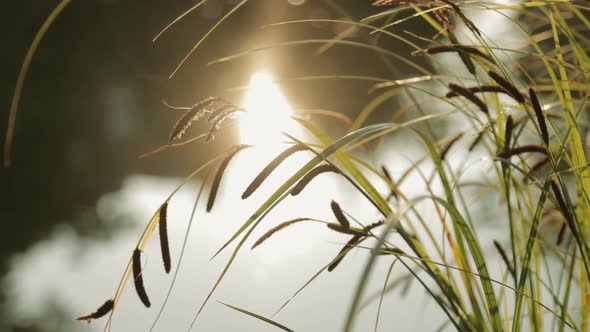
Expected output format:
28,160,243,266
1,1,434,331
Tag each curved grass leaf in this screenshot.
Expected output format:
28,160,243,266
415,130,503,332
218,301,294,332
511,179,551,332
4,0,72,168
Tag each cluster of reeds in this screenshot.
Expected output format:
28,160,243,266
9,0,590,331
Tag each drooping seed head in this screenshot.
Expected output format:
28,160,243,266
242,144,309,199
158,201,171,274
448,83,488,114
488,71,525,104
207,145,251,212
529,88,549,145
132,249,151,308
76,299,114,322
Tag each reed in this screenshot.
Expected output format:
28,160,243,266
76,299,114,322
330,200,350,228
251,218,312,249
207,144,250,212
168,97,221,141
493,240,515,280
529,88,549,145
242,144,309,199
448,83,488,114
158,201,171,274
488,71,526,104
290,164,342,196
496,145,547,159
132,248,151,308
13,1,590,331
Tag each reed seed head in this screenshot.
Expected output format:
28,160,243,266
251,218,311,250
488,71,525,104
168,97,221,141
439,132,464,161
76,299,114,322
448,83,488,114
291,164,342,196
207,145,250,212
330,200,350,228
328,235,363,272
445,85,510,98
242,144,309,199
496,145,547,159
504,115,514,152
158,201,171,274
493,240,515,280
529,88,549,145
132,248,151,308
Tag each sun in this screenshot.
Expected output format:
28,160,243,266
239,72,299,146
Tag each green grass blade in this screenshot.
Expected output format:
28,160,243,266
218,301,294,332
169,0,248,78
4,0,72,168
511,180,552,332
375,260,397,332
415,130,503,332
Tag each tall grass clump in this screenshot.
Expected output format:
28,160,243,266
7,0,590,331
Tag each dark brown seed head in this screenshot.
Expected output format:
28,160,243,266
550,180,575,235
205,108,241,143
439,132,464,161
207,145,250,212
327,223,366,236
529,88,549,145
524,156,550,183
413,45,492,62
372,0,432,5
328,235,363,272
132,249,151,308
488,71,525,104
168,97,220,141
76,299,114,322
468,130,485,151
493,240,515,280
363,220,385,232
372,247,405,255
381,165,398,200
207,103,235,122
496,145,547,159
447,33,477,74
381,165,392,182
158,202,171,274
504,115,514,152
242,144,309,199
290,164,342,196
440,0,481,36
330,200,350,228
251,218,311,250
448,83,488,114
445,85,510,98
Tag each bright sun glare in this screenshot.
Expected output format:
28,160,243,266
240,72,299,146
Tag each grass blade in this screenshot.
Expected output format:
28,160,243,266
218,301,294,332
4,0,72,168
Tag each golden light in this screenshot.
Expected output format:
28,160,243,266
239,72,299,146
